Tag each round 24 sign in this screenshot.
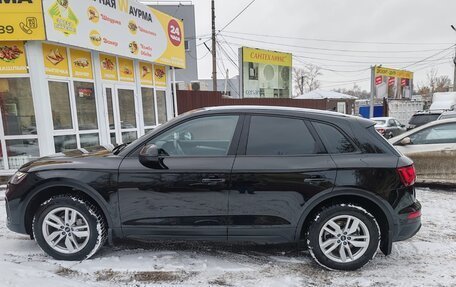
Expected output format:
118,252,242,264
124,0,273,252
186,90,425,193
168,19,182,46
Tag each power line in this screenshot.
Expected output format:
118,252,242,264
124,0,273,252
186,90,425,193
218,0,257,33
222,30,454,46
220,34,453,54
401,45,456,69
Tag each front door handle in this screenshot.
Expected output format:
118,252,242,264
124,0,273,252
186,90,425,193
304,176,326,183
202,178,226,184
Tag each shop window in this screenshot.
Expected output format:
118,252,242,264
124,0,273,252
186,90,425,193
80,133,99,148
141,87,156,126
118,89,137,128
6,139,39,169
106,88,115,129
54,135,77,153
122,131,137,143
0,78,36,136
110,132,116,145
49,81,73,130
74,82,98,130
156,90,167,124
0,144,3,170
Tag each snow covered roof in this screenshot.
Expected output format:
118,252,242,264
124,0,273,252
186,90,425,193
294,89,358,100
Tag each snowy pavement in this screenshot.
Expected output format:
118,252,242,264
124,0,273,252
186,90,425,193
0,187,455,287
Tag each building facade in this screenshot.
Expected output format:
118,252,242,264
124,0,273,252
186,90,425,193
0,0,185,175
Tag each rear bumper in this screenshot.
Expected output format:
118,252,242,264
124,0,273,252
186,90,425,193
394,200,422,242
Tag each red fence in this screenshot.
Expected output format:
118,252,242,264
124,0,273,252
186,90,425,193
177,91,355,115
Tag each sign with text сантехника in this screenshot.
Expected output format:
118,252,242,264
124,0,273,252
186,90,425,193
0,0,46,41
42,0,186,69
240,47,292,98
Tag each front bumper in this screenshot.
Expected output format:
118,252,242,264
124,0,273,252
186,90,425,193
5,185,28,235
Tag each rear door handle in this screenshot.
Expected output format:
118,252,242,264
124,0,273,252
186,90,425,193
202,178,226,184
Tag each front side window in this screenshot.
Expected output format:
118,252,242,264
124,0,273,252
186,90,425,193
148,115,239,156
313,122,356,154
409,123,456,145
246,116,317,156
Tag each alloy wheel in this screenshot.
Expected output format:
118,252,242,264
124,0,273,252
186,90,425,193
318,215,370,263
41,207,91,254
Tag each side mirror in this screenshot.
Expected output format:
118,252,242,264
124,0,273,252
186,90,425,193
401,124,406,128
400,137,412,146
139,144,168,169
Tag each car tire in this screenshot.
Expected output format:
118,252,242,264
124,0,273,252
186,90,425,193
32,194,107,261
307,204,380,271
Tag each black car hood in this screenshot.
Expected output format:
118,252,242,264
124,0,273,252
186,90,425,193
19,145,123,173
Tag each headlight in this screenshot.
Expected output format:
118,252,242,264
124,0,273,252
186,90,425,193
9,171,27,185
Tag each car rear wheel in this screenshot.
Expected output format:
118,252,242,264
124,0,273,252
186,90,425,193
32,195,107,261
307,204,380,270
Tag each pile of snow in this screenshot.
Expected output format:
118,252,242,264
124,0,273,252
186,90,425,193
0,188,454,286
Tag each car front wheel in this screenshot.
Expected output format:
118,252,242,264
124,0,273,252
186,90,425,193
307,204,380,270
33,195,107,261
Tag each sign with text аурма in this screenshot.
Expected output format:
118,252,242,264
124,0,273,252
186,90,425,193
42,0,186,68
0,0,46,41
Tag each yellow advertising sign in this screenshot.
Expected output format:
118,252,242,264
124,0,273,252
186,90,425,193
0,41,28,75
118,57,135,82
42,43,69,76
153,64,167,88
139,62,153,85
70,48,93,79
243,47,292,67
0,0,46,40
375,66,413,80
152,9,186,69
99,54,118,81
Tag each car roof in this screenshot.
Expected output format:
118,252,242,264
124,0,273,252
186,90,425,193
371,117,393,120
186,105,375,128
389,118,456,143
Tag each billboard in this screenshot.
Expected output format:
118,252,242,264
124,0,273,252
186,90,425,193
239,47,292,98
42,0,186,68
374,66,413,99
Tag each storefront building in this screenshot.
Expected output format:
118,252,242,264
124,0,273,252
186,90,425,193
0,0,185,175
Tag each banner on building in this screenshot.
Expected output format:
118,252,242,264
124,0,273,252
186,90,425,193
0,41,28,75
42,0,186,69
0,0,46,41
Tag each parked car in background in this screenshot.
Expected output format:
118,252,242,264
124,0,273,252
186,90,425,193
437,111,456,120
389,118,456,185
371,117,406,138
6,106,421,271
407,111,442,130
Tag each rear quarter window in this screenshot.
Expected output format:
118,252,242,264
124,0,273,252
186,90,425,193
312,122,356,153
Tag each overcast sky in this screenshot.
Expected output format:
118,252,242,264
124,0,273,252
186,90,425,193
182,0,456,92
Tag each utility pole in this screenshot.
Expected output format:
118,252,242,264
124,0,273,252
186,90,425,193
369,66,376,119
211,0,217,92
453,46,456,91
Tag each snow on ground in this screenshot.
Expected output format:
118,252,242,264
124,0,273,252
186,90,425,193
0,187,455,287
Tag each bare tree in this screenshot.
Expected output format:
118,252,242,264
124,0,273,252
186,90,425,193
417,68,452,95
293,64,322,95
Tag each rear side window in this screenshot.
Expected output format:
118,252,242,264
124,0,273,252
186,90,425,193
313,122,356,153
409,114,440,125
246,116,318,155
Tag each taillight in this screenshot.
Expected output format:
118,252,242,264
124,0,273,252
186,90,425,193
376,128,385,135
407,210,421,219
397,165,416,187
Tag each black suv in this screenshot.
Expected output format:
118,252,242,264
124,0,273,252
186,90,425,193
5,106,421,270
